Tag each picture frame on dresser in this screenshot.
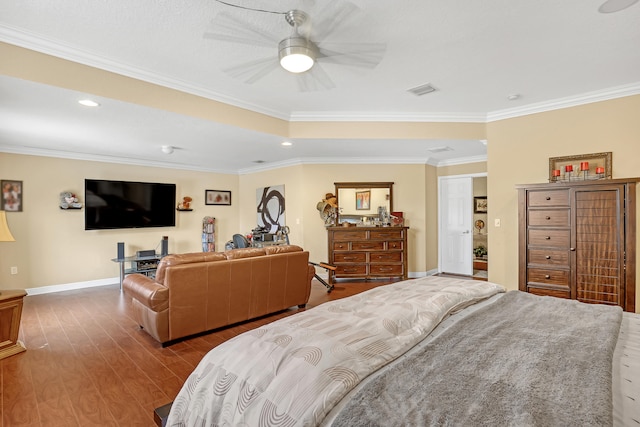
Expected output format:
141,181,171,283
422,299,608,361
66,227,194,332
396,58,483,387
355,191,370,210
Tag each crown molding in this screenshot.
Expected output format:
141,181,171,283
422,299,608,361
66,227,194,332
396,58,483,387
3,25,639,125
432,154,488,167
487,82,640,122
0,24,290,120
287,111,487,123
0,144,238,174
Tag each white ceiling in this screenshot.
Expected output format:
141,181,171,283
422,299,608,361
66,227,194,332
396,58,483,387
1,0,639,173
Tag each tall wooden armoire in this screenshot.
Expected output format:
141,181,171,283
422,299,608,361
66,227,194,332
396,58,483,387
517,178,638,312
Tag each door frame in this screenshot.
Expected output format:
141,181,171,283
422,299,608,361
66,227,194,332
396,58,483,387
437,172,488,275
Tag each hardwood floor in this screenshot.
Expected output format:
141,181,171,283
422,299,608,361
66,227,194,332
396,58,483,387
1,279,391,427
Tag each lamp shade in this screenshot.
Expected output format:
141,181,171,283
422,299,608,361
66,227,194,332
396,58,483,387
0,211,15,242
279,37,316,73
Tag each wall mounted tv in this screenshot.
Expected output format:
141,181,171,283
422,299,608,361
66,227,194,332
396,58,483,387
85,179,176,230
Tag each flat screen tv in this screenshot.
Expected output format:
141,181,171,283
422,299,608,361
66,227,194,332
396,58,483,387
85,179,176,230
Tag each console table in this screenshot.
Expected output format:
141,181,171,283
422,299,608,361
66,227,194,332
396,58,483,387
111,254,165,290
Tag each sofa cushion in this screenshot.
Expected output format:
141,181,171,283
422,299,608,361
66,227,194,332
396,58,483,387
224,247,267,260
156,252,227,282
264,244,303,255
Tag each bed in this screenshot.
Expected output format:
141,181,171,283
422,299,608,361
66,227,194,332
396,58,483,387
166,276,640,426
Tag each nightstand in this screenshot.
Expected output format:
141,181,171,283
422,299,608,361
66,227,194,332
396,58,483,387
0,289,27,359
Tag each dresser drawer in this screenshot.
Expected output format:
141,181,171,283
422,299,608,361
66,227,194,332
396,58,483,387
369,264,403,275
333,242,350,250
528,248,570,266
370,230,404,240
388,241,403,250
528,189,570,207
528,209,570,227
527,268,569,286
335,264,367,275
351,241,385,251
526,285,570,299
332,230,368,241
528,229,570,248
370,252,403,263
334,252,366,263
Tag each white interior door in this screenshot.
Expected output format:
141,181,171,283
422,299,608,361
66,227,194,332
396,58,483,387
439,176,473,275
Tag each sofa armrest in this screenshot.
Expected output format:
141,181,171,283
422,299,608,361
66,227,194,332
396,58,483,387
123,274,169,312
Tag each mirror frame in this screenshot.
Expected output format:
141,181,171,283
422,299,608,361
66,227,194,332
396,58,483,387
334,182,394,223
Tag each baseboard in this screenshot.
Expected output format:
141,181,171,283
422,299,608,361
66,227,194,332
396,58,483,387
26,277,119,295
408,270,437,278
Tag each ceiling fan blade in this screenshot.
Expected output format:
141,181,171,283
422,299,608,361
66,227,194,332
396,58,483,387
203,11,280,48
297,63,335,92
223,57,279,84
316,42,386,69
308,1,360,40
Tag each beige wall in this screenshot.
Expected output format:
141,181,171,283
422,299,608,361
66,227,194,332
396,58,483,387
0,153,239,289
0,155,442,291
239,163,431,275
487,94,640,312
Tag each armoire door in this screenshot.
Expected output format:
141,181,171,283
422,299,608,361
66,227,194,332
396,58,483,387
573,185,626,306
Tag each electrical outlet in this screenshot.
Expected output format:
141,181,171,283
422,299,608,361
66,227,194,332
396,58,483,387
494,218,501,227
10,266,18,275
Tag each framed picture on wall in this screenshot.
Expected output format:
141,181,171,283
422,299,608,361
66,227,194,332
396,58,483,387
205,190,231,206
1,180,23,212
474,196,487,213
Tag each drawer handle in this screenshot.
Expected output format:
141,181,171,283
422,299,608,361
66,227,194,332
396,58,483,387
545,274,551,279
343,256,359,260
343,268,359,273
570,247,575,251
545,216,551,220
546,196,551,200
545,255,551,259
378,267,394,272
359,245,375,249
545,236,551,240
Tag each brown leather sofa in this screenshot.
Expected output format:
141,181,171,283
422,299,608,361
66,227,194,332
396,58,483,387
123,245,315,345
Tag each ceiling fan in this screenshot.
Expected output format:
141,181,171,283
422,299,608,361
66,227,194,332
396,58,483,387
204,1,386,91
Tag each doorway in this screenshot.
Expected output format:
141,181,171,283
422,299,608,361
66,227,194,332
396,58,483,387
438,173,488,279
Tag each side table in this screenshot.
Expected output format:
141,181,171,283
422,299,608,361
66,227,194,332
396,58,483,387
0,289,27,360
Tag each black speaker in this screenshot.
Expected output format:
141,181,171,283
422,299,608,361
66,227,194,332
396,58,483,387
161,236,169,256
117,242,125,259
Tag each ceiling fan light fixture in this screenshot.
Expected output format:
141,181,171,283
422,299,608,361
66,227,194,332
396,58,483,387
279,37,316,73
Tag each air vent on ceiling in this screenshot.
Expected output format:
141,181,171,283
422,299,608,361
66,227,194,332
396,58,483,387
427,146,453,153
407,83,437,96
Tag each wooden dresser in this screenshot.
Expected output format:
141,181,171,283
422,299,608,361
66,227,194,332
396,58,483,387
327,226,409,284
517,178,638,312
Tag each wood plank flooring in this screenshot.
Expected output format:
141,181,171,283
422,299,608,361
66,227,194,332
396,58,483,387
1,279,391,427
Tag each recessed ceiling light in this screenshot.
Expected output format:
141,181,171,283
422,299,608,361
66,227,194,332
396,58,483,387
599,0,639,13
281,141,293,146
78,99,100,107
507,94,521,101
161,145,174,154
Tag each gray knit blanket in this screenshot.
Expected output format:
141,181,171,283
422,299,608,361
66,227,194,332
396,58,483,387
333,291,623,427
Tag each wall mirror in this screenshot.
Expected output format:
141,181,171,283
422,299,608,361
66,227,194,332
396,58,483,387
334,182,393,224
